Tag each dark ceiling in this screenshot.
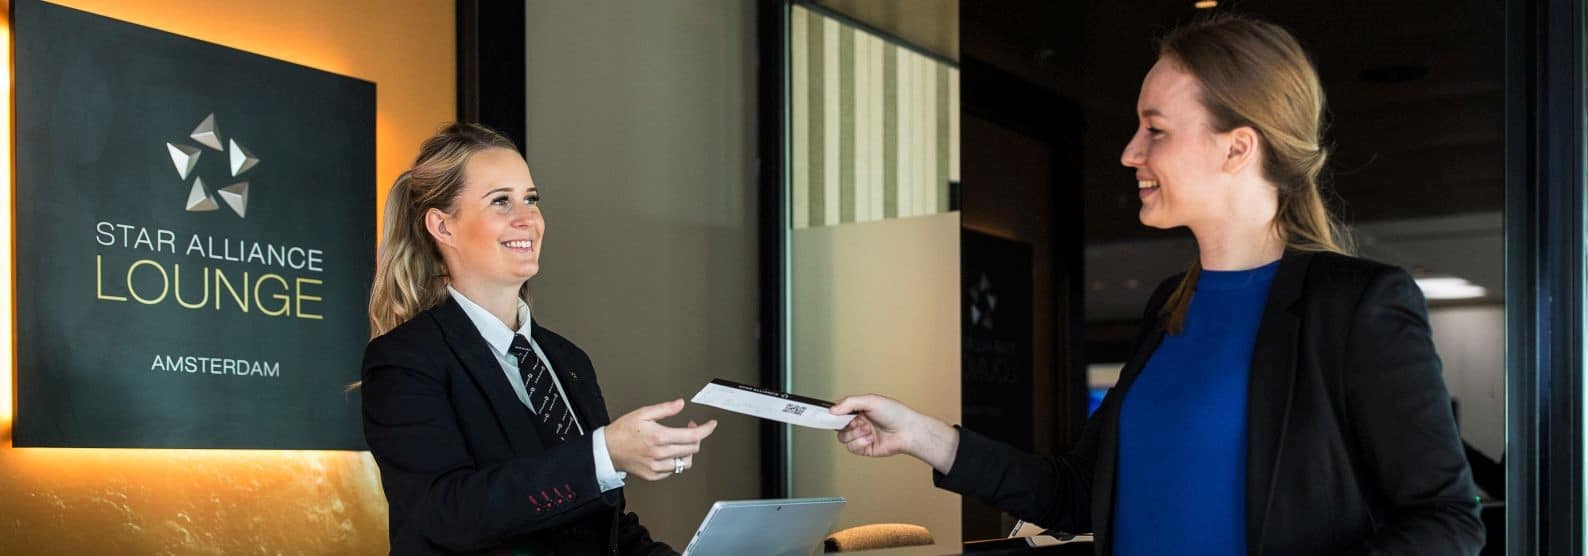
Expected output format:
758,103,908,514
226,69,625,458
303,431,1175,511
962,0,1506,244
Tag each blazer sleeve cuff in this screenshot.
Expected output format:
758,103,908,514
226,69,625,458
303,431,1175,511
932,425,997,496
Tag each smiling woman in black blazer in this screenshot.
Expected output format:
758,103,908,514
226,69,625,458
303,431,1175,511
360,123,716,555
830,16,1483,555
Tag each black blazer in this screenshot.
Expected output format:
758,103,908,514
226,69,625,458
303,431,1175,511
935,251,1484,555
361,297,672,556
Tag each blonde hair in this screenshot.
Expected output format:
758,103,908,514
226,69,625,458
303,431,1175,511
1155,15,1354,334
368,122,523,338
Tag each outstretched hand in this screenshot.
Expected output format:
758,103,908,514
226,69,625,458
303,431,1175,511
829,394,959,474
605,399,718,481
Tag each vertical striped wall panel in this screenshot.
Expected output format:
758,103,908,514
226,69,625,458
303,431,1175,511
790,5,959,229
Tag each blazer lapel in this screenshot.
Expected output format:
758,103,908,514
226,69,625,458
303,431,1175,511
431,297,540,457
533,326,607,429
1244,252,1312,553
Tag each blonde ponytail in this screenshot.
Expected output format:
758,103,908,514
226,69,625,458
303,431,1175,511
368,123,519,338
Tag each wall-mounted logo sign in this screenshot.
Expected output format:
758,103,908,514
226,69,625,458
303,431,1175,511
13,0,375,449
960,230,1033,452
166,113,260,217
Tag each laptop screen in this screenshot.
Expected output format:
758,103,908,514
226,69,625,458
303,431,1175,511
682,497,845,556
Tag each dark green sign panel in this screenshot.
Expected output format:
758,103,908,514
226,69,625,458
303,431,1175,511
14,0,373,449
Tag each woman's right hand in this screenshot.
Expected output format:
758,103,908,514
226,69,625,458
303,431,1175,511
605,399,718,481
829,394,959,474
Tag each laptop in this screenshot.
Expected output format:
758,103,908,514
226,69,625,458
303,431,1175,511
681,497,846,556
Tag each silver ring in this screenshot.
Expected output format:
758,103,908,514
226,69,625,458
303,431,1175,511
674,457,686,475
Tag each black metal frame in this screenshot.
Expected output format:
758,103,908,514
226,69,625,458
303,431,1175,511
756,0,790,500
1504,0,1585,552
456,0,526,152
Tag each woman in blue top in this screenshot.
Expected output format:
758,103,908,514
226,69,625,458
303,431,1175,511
830,15,1483,555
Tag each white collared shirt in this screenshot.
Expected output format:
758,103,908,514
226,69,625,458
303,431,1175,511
448,285,625,492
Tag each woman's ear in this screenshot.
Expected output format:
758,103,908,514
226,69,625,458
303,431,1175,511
1223,126,1260,175
424,208,456,249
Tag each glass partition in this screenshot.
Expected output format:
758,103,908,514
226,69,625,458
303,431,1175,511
784,2,963,540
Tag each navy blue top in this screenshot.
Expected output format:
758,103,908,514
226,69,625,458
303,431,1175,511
1113,260,1279,555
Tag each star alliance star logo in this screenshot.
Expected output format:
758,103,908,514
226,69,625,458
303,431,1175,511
164,113,260,218
968,272,997,330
